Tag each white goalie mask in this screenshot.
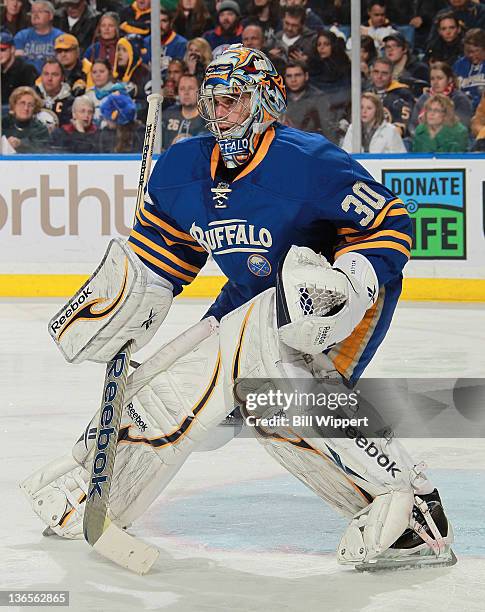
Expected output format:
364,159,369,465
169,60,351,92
197,44,287,168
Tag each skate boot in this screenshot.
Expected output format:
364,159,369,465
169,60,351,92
355,489,457,571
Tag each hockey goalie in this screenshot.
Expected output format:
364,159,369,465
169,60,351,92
21,45,455,572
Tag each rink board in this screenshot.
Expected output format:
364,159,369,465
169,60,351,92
0,153,484,300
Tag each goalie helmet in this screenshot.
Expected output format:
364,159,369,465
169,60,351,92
197,44,287,168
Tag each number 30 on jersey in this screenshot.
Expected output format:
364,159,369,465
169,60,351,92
341,181,387,227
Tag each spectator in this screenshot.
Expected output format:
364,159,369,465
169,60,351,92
242,0,282,47
35,58,74,126
2,86,49,152
411,1,452,52
55,33,93,96
453,28,485,110
282,60,338,141
285,0,322,32
342,92,407,153
360,1,397,52
470,91,485,149
184,37,213,80
268,6,316,65
84,12,121,65
431,0,485,38
383,32,429,92
14,1,64,73
412,93,468,151
174,0,214,40
54,0,99,55
366,56,415,135
120,0,152,37
426,11,464,66
143,8,188,68
85,58,127,124
307,30,351,92
0,0,30,36
98,92,145,152
410,61,472,134
203,0,243,50
50,94,98,152
360,34,378,87
113,35,151,118
242,23,266,50
1,32,38,107
162,73,207,147
161,57,188,108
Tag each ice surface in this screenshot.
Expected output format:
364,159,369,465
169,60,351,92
1,299,484,611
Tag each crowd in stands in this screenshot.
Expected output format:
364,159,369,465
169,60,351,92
1,0,485,154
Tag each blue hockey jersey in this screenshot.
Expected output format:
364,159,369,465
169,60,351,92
128,124,412,384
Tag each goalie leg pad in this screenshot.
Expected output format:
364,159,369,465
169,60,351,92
220,290,448,563
22,318,228,537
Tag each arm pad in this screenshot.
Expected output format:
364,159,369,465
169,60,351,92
49,238,173,363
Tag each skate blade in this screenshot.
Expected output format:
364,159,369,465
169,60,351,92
355,549,457,572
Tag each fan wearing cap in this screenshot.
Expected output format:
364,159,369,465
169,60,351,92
13,1,64,73
54,33,93,96
54,0,98,55
1,31,38,107
98,91,145,152
203,0,243,50
383,32,429,95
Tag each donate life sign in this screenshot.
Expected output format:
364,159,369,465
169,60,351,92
382,169,466,259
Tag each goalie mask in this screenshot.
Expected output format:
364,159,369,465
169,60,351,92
197,44,287,168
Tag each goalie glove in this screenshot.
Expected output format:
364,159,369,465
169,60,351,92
49,238,173,363
276,246,378,354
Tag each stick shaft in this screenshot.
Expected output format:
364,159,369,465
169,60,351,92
133,93,163,225
83,342,132,545
83,95,162,570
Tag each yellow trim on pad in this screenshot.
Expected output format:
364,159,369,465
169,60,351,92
1,275,485,302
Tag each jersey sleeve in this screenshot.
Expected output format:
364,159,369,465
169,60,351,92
127,188,208,297
321,155,412,287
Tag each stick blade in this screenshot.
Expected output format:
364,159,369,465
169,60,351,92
93,522,159,575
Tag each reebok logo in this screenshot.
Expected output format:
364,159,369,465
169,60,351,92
343,426,402,478
51,287,92,332
126,402,147,433
88,351,126,501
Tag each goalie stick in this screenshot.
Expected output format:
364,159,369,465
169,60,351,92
83,93,162,575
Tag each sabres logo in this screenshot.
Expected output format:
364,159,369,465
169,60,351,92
247,254,271,277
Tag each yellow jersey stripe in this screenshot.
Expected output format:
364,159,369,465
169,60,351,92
336,240,411,259
343,229,413,247
131,229,201,273
138,201,197,242
128,242,196,282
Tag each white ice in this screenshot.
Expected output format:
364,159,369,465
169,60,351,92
1,299,484,612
